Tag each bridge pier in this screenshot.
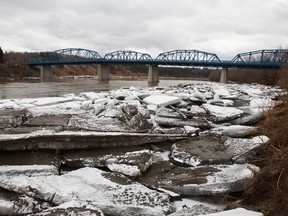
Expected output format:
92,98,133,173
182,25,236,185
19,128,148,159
40,65,52,78
98,64,110,81
220,68,228,83
148,65,159,85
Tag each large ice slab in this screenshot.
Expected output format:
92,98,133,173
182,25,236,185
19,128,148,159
143,95,182,107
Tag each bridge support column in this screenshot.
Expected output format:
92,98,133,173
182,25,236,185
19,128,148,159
98,64,110,81
40,65,52,78
148,65,159,85
220,68,228,83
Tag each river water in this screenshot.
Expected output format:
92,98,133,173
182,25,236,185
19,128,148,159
0,78,205,99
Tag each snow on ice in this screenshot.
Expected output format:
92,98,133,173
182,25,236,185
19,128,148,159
0,80,283,215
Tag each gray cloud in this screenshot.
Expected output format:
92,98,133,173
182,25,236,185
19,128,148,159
0,0,287,59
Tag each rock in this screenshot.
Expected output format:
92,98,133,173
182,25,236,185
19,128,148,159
138,161,259,196
155,116,210,129
143,95,182,107
170,137,232,167
210,125,258,138
202,104,244,123
0,167,173,215
224,135,269,163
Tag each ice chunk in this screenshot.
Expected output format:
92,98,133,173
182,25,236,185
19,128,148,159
143,95,181,107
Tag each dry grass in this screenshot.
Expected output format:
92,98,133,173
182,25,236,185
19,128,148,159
242,65,288,216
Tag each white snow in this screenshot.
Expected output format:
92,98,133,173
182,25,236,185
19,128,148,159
202,207,263,216
143,94,182,107
0,167,173,214
0,199,13,215
224,135,269,162
108,163,141,176
202,104,244,122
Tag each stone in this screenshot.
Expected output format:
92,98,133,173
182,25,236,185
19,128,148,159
170,137,232,167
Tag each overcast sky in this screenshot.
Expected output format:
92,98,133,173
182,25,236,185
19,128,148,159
0,0,287,59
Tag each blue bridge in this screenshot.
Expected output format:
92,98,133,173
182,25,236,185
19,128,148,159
28,48,288,83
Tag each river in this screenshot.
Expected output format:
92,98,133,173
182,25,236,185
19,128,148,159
0,77,206,99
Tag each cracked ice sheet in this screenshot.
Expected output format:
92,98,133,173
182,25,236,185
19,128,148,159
0,167,172,215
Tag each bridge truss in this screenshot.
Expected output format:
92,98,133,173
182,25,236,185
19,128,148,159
28,48,288,68
156,50,221,63
104,50,152,61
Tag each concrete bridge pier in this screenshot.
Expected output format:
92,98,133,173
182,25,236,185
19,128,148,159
148,65,159,85
98,64,110,81
220,68,228,83
40,65,52,78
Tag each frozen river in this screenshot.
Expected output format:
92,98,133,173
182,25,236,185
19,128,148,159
0,78,203,99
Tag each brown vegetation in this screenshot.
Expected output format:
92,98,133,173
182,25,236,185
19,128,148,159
241,64,288,216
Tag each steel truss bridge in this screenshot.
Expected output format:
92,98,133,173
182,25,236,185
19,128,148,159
28,48,288,68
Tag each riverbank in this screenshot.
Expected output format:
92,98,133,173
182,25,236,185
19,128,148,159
0,80,282,215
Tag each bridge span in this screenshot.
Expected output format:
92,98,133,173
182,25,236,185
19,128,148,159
28,48,288,83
